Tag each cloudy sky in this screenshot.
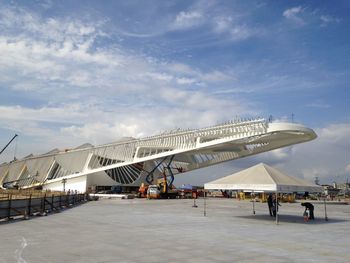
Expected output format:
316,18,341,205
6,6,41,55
0,0,349,185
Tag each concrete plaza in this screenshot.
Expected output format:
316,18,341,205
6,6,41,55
0,198,349,262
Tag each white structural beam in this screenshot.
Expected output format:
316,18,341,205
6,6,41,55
0,118,317,190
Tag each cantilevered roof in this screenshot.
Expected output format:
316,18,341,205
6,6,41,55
0,118,318,190
204,163,323,193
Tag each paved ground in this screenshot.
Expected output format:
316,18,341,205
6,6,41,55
0,198,349,263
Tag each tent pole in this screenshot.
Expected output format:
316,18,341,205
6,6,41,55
252,190,255,215
324,196,328,221
275,189,278,225
204,190,207,217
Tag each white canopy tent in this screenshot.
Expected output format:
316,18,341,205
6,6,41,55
204,163,324,223
204,163,323,193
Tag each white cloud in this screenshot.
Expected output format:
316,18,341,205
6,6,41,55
212,15,255,41
229,25,253,41
0,6,102,43
176,77,197,85
169,7,256,42
320,15,341,27
274,122,350,183
0,33,123,94
61,122,142,145
200,70,233,83
283,6,303,19
283,6,305,25
282,7,340,28
144,72,173,82
268,148,291,161
317,123,350,147
172,11,204,30
213,16,233,33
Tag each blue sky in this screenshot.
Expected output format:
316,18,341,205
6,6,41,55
0,0,349,185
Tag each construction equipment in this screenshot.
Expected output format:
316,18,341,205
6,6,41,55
146,184,160,199
139,155,180,199
141,170,179,199
141,179,179,199
157,171,179,199
0,134,18,156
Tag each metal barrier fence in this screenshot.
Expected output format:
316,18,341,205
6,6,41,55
0,193,87,221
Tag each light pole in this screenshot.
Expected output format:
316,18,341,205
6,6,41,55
62,178,67,192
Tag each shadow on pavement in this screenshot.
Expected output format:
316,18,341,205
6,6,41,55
235,214,348,224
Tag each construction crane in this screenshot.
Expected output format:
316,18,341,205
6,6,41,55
0,134,18,156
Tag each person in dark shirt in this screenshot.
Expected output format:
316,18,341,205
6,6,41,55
267,194,273,216
271,194,281,217
301,202,315,220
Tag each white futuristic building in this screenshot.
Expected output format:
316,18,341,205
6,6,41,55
0,118,317,192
